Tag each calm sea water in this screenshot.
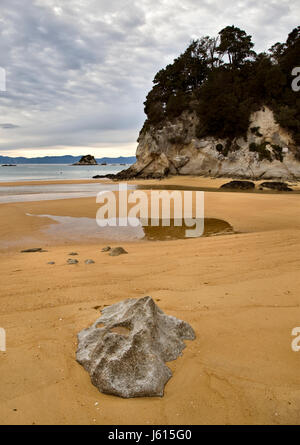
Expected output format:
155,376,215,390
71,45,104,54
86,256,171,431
0,163,127,182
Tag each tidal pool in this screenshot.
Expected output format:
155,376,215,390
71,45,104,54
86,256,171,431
27,213,234,242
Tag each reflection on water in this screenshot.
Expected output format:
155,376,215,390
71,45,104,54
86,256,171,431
27,213,233,242
142,218,233,240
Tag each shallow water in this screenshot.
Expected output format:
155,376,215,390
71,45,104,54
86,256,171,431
0,183,137,203
142,218,233,240
0,163,126,182
26,213,234,242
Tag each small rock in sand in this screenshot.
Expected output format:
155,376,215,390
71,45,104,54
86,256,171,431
69,252,79,256
47,262,55,265
67,259,79,265
260,181,293,192
101,246,111,252
220,180,255,190
21,248,46,253
85,259,95,265
109,247,128,257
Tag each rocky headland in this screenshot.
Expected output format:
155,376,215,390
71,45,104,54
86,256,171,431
116,107,299,180
100,26,300,182
73,154,97,166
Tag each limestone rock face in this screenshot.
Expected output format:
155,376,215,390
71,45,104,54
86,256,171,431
73,154,97,165
76,296,195,398
119,107,300,180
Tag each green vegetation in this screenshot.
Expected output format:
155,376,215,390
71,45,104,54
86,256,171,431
142,25,300,144
271,144,284,162
249,142,272,161
249,142,284,162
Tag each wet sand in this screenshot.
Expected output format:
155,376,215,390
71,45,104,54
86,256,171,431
1,175,300,191
0,177,300,424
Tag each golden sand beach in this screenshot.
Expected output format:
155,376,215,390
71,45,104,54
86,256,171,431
0,177,300,425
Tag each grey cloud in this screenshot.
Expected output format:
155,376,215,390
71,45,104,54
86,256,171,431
0,0,299,155
0,123,20,129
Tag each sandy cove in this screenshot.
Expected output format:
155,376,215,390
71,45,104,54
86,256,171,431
0,176,300,424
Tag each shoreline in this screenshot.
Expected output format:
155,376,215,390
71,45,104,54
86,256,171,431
1,176,300,252
0,187,300,248
1,175,300,192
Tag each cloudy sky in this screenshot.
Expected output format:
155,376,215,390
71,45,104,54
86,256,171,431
0,0,299,158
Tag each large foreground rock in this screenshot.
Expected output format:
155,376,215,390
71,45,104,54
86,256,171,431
76,296,195,398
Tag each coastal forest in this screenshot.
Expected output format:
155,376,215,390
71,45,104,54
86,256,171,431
143,26,300,143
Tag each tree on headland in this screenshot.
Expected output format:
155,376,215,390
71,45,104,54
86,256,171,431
217,25,255,67
142,25,300,143
144,35,224,122
269,26,300,142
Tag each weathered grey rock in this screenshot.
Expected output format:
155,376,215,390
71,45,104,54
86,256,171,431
101,246,111,252
85,259,95,264
220,180,255,190
109,247,128,256
172,155,190,170
76,296,195,398
67,258,79,264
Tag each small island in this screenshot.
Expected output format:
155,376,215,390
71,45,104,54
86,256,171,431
72,154,97,166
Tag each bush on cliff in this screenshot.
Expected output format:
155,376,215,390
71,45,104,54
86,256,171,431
142,25,300,143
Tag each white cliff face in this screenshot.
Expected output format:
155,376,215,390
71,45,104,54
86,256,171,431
250,107,292,145
127,107,300,180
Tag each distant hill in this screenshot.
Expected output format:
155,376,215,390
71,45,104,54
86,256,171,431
0,155,136,165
